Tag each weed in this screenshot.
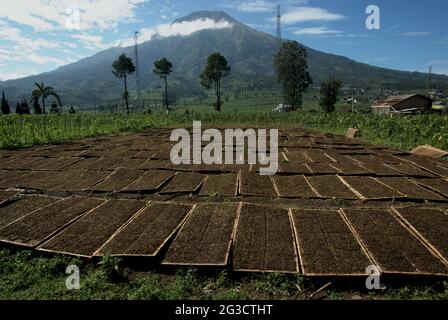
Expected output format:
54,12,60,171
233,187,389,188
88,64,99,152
98,256,125,283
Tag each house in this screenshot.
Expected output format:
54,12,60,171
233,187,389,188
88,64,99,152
371,94,432,115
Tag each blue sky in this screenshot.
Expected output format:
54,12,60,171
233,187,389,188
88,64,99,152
0,0,447,81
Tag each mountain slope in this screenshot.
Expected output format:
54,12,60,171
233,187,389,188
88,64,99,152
1,11,447,105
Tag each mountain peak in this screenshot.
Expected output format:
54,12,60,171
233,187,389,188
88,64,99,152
173,10,239,24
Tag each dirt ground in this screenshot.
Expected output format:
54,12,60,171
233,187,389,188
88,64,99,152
0,128,447,278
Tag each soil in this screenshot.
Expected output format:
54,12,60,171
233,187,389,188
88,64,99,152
25,157,57,169
0,157,40,170
239,172,277,197
377,177,444,201
0,190,20,204
283,150,309,163
0,170,30,182
113,158,148,169
160,173,206,194
61,157,100,170
0,128,447,276
163,202,239,265
412,179,448,197
342,208,448,275
33,157,81,170
290,209,372,275
330,163,373,175
370,154,402,164
305,150,333,163
394,207,448,259
0,196,105,247
53,171,111,191
232,203,297,272
407,159,448,178
357,162,403,176
324,152,358,163
278,162,311,174
306,176,359,199
273,175,318,198
10,171,54,189
24,171,82,190
86,157,125,171
91,168,143,192
124,170,174,192
388,163,436,178
341,176,404,199
38,199,145,257
306,163,342,174
199,173,238,197
99,202,193,256
0,196,58,229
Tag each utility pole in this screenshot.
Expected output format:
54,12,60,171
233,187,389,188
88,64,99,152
134,31,140,110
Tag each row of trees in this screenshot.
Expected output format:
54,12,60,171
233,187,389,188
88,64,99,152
2,41,341,116
1,82,62,116
112,52,231,113
274,40,342,113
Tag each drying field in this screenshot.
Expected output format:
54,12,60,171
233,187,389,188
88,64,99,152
0,128,447,278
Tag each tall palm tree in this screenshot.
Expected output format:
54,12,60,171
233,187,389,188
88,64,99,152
31,82,61,114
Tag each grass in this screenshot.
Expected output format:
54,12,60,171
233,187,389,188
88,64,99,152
0,111,447,153
1,249,447,300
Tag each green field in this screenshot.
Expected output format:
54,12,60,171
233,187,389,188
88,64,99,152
1,111,447,153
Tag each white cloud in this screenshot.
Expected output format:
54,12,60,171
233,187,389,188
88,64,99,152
279,7,345,25
0,0,148,31
428,59,448,66
115,18,234,47
0,70,40,81
71,33,109,50
0,25,61,52
228,0,309,13
0,24,76,68
293,27,341,35
401,31,431,36
27,54,70,65
373,57,391,62
229,0,275,13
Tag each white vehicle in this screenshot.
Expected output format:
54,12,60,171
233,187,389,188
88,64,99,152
273,104,292,113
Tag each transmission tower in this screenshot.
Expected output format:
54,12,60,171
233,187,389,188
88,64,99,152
276,5,282,41
428,66,432,95
134,31,141,108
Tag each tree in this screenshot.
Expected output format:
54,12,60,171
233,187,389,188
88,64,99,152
112,54,135,114
274,41,312,111
16,100,30,115
31,82,61,114
50,103,59,114
200,52,231,112
319,77,342,113
32,99,42,114
1,91,10,115
153,57,173,111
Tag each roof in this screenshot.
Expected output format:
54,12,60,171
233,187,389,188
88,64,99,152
374,94,432,107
